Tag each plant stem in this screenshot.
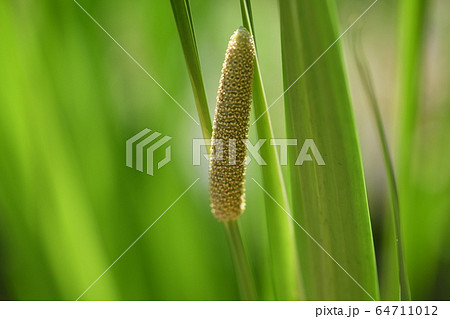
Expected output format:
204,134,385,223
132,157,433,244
224,220,258,300
170,1,258,300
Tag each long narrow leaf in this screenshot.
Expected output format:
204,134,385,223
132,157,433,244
396,0,440,300
279,0,379,300
170,0,212,139
353,35,410,300
240,0,303,300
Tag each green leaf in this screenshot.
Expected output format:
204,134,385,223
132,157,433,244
353,34,410,300
279,0,379,300
240,0,303,300
395,0,445,300
396,0,429,181
170,0,212,139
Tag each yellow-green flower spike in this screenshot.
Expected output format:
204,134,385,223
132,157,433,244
209,27,255,221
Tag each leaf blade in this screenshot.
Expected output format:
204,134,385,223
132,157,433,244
279,0,380,300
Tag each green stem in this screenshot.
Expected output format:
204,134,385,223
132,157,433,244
223,220,258,300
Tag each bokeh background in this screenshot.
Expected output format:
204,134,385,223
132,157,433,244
0,0,449,300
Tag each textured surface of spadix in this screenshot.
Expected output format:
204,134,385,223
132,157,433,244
209,27,255,221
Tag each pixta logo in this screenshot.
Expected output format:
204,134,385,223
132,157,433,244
192,138,325,166
126,129,325,177
126,128,172,176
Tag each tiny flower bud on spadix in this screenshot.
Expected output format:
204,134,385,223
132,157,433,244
209,27,255,221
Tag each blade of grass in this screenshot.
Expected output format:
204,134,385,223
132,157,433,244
170,0,212,140
396,0,438,300
279,0,379,300
170,0,257,300
240,0,303,300
353,35,410,300
396,0,429,186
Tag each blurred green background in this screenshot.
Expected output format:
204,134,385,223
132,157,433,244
0,0,448,300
